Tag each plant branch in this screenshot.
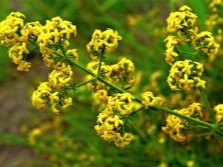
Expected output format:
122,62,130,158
198,87,216,122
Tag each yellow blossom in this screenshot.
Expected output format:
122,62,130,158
8,42,29,63
166,6,197,33
86,29,122,55
141,91,163,109
192,31,220,62
66,49,78,62
0,12,26,46
114,133,134,148
162,103,203,142
167,60,206,91
62,97,73,108
31,82,52,110
48,65,73,90
214,104,223,122
17,61,31,71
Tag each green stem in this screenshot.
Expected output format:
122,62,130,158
198,87,216,122
74,78,96,88
155,105,214,129
27,38,216,131
66,58,214,129
97,47,105,75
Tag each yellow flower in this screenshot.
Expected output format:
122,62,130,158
96,90,108,104
62,97,73,108
178,74,194,90
166,5,197,33
162,103,203,142
164,47,179,65
51,103,60,114
214,104,223,122
20,21,42,39
48,65,73,90
193,77,206,89
86,29,122,55
114,133,134,148
17,61,31,71
192,31,219,62
0,12,26,46
8,42,29,64
31,82,52,110
66,49,78,62
107,93,134,115
106,115,124,128
49,92,60,104
179,5,192,12
141,91,163,109
167,60,206,91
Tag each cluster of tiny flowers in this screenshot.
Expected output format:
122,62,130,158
94,100,134,148
0,12,78,71
94,88,135,148
167,59,206,91
0,12,31,71
32,65,73,114
141,91,163,109
214,104,223,122
162,103,203,142
36,17,77,70
164,5,219,65
86,29,122,61
209,0,223,12
193,31,220,62
206,0,223,60
166,5,197,33
0,12,78,113
85,29,135,147
86,58,135,92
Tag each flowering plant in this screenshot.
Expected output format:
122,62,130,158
0,4,223,152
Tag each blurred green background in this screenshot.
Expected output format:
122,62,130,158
0,0,222,167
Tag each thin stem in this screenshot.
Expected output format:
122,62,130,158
198,87,216,122
66,58,214,129
60,79,96,94
155,105,214,129
74,78,96,88
97,47,105,75
130,106,145,116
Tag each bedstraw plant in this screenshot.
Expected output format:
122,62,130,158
0,5,223,150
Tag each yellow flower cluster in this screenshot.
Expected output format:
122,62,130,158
85,29,136,147
17,15,78,114
206,0,223,60
193,31,220,62
209,0,223,12
48,65,73,90
94,88,136,147
94,107,134,148
32,66,73,114
0,12,78,71
167,60,206,90
141,91,163,109
37,17,77,69
0,12,31,71
164,5,219,65
86,58,135,92
86,29,122,60
107,92,135,115
162,103,203,142
214,104,223,122
0,12,26,46
166,5,197,33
